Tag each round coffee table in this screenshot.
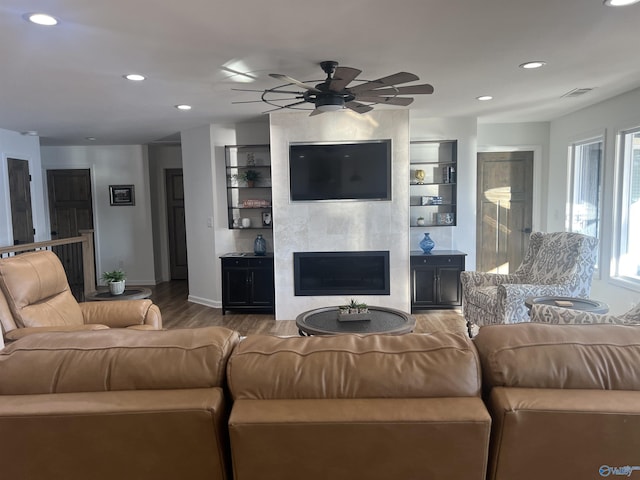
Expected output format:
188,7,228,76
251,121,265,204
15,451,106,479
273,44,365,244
525,296,609,314
296,306,415,336
86,287,152,301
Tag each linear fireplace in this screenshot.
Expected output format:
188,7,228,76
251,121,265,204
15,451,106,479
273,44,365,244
293,251,390,296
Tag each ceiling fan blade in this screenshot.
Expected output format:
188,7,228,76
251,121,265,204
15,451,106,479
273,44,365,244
269,73,321,93
357,84,435,96
345,101,374,114
329,67,362,92
354,96,414,106
349,72,420,94
233,97,301,104
232,87,304,95
309,109,326,116
262,100,309,114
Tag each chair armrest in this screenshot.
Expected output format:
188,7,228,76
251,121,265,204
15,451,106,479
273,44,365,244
460,271,522,289
79,300,162,329
498,283,572,301
530,304,636,325
4,324,109,341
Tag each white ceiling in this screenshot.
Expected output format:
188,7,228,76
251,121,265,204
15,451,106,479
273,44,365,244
2,0,640,146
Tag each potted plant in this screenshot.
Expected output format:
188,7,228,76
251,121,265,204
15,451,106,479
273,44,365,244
233,169,261,187
102,269,126,295
417,216,425,226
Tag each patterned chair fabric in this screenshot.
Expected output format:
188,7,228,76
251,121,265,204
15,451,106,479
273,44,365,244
529,302,640,325
461,231,598,330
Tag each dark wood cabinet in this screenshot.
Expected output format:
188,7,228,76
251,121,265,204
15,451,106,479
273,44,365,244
411,251,466,312
221,254,274,314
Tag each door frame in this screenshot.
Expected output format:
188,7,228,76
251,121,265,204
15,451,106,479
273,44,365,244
476,144,543,269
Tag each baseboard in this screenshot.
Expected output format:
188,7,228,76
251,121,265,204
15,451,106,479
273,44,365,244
187,295,222,309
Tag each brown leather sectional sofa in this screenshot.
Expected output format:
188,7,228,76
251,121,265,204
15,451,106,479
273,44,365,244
1,323,639,480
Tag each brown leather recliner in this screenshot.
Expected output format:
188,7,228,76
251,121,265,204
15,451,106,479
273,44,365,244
226,332,491,480
474,323,640,480
0,250,161,345
0,326,240,480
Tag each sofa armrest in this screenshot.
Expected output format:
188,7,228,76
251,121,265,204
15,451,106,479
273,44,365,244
4,324,109,342
79,300,162,329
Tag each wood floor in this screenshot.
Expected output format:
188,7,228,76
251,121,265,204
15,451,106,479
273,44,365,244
148,280,467,336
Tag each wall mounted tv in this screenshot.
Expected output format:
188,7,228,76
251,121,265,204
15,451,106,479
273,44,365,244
289,140,392,201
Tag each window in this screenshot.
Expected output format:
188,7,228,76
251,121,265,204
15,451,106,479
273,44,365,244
615,128,640,284
567,137,603,248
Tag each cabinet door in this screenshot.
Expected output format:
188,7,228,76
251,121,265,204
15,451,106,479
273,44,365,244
223,268,250,305
250,267,274,306
412,266,437,306
437,266,462,305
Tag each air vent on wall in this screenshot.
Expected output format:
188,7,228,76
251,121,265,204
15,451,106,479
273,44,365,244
562,88,594,98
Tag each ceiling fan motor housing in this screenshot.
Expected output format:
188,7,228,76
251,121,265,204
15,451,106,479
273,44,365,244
315,93,345,110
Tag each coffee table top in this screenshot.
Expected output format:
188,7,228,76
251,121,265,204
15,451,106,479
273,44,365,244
296,306,415,336
86,287,152,301
525,296,609,314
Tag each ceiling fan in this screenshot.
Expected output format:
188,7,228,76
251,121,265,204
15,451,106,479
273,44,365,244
232,61,434,115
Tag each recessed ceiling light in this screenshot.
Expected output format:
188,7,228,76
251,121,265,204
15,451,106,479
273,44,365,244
477,95,493,101
175,104,192,111
86,137,96,141
24,13,58,26
519,61,547,69
21,131,39,136
603,0,640,6
124,74,146,81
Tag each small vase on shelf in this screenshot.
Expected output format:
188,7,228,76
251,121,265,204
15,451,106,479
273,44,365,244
254,234,267,256
419,233,435,254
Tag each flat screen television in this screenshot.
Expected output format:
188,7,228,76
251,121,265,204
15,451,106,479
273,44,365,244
289,140,391,201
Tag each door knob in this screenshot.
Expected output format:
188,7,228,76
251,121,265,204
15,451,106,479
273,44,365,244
522,227,532,234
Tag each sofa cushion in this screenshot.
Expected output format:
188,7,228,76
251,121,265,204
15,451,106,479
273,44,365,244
227,332,482,400
0,326,239,394
474,323,640,390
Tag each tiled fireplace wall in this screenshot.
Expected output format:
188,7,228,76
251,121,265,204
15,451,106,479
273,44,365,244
270,110,410,320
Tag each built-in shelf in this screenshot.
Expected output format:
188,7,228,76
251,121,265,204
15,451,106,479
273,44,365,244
410,140,458,227
225,144,272,230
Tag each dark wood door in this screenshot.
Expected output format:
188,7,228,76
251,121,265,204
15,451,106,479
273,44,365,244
165,169,188,280
47,169,94,238
477,152,533,274
47,169,95,300
7,158,34,245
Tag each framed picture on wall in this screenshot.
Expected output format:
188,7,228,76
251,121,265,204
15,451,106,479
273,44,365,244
109,185,135,206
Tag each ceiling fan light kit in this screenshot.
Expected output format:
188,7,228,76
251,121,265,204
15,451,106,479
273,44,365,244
234,60,434,115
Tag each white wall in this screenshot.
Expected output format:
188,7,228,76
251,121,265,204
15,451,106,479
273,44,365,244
270,109,411,320
548,87,640,314
40,145,156,285
410,116,478,270
148,144,182,283
0,128,46,246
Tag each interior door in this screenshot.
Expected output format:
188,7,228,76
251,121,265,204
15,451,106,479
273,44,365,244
476,151,533,273
7,158,34,245
47,169,94,238
165,169,188,280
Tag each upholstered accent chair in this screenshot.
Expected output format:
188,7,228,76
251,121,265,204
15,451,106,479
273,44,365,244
0,250,161,345
461,231,598,332
529,301,640,325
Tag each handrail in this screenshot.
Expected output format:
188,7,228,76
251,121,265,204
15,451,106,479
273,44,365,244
0,230,96,296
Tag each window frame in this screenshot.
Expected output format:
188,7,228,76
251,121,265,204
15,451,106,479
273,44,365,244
612,125,640,290
567,135,604,274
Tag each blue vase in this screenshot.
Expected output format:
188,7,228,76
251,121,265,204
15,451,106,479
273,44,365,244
254,234,267,256
419,233,435,254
